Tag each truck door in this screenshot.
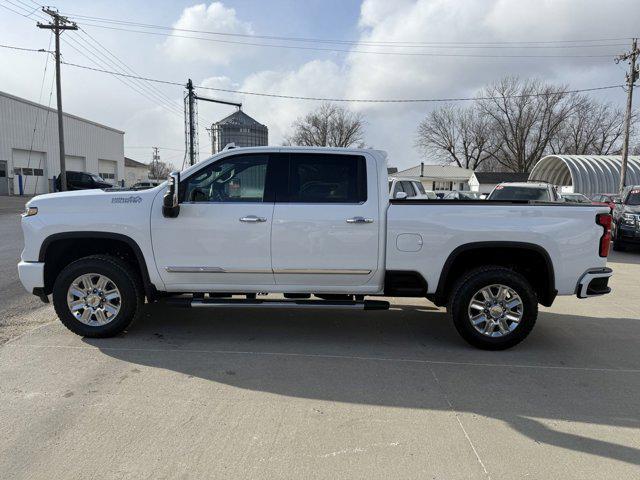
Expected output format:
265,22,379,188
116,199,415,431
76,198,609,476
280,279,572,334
271,152,380,289
151,153,277,290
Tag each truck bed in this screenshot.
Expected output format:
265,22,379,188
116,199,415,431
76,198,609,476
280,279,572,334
386,200,609,296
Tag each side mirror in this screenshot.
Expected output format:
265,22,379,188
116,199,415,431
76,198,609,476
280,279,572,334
395,191,408,200
162,171,180,218
613,198,622,204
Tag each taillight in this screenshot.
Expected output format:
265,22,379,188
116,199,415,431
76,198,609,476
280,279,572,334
596,213,611,257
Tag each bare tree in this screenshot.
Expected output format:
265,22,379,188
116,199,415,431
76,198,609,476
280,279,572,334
148,160,172,180
550,98,635,155
477,77,578,173
415,104,495,170
285,103,365,147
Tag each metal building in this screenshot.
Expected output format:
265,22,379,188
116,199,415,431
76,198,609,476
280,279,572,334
0,90,124,196
529,155,640,195
210,110,268,154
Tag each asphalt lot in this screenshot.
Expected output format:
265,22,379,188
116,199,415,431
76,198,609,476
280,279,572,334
1,196,639,479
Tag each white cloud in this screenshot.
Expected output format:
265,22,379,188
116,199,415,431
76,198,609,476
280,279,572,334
163,2,253,64
208,0,637,169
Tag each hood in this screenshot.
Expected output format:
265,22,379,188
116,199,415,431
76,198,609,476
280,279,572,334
26,186,163,213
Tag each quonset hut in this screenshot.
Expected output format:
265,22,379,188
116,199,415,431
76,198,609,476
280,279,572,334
529,155,640,195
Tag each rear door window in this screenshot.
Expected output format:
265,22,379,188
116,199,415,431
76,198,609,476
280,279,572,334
286,153,366,203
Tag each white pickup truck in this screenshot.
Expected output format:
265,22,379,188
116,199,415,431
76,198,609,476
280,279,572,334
18,147,613,349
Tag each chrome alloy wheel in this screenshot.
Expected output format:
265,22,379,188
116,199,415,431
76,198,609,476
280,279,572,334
67,273,121,326
467,284,523,337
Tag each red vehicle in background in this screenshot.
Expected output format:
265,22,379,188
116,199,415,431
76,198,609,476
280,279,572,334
590,193,620,212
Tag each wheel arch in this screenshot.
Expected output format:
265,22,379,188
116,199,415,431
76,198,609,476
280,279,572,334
39,232,156,300
434,241,556,307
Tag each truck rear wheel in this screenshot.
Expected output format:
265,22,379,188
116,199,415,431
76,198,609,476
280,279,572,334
52,255,143,337
449,267,538,350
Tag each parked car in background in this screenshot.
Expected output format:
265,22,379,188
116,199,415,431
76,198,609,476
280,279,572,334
443,191,481,200
388,177,435,199
612,186,640,251
132,180,161,190
487,182,561,202
591,193,619,211
560,193,592,204
54,171,113,191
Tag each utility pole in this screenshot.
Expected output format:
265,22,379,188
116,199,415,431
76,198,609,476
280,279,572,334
184,78,241,163
615,38,639,194
37,7,77,191
152,147,159,179
186,79,196,166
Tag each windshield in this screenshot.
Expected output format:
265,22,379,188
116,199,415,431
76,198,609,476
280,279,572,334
90,173,106,183
563,194,591,204
414,182,426,194
388,181,393,192
627,190,640,205
489,186,550,201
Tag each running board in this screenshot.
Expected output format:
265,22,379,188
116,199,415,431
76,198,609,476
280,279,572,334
167,298,389,310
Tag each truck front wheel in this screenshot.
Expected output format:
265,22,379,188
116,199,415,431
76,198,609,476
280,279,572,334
449,267,538,350
52,255,143,337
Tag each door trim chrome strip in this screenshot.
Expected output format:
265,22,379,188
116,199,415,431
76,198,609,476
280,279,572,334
273,269,372,275
165,266,271,274
165,267,371,275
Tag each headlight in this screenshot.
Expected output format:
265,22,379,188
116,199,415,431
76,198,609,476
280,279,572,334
22,206,38,217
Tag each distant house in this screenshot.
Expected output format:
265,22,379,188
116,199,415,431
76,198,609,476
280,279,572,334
124,157,149,187
391,163,474,191
469,172,530,194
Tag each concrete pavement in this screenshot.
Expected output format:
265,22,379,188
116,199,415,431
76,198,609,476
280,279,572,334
1,249,639,479
0,195,49,344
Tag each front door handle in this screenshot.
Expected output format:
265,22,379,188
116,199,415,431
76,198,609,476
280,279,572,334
239,215,267,223
346,216,374,224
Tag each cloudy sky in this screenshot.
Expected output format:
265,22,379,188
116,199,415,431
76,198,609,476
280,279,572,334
1,0,639,170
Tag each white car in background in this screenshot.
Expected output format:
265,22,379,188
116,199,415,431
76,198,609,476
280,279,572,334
488,182,562,202
388,177,436,199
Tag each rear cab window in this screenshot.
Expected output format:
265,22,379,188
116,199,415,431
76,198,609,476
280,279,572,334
490,186,550,201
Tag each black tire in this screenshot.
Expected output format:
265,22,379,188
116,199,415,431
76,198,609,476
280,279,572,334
449,266,538,350
612,223,627,251
52,255,143,337
612,241,625,252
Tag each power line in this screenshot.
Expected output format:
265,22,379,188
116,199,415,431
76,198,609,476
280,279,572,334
0,42,50,53
58,11,635,47
3,1,186,119
60,60,624,103
74,22,619,59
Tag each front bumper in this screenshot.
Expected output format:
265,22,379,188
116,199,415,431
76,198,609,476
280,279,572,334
18,261,45,294
618,224,640,244
576,267,613,299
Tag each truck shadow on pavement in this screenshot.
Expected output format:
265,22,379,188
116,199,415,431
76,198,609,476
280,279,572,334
84,302,640,466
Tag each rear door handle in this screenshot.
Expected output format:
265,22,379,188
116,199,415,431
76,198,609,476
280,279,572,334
239,215,267,223
346,216,374,224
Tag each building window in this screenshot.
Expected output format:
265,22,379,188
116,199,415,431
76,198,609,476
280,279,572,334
432,181,453,191
100,172,116,181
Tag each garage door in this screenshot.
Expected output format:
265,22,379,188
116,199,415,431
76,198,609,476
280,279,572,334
98,159,117,185
65,155,86,172
12,149,47,195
